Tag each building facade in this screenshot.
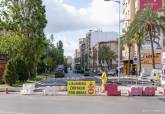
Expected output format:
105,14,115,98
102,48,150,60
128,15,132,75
76,30,118,70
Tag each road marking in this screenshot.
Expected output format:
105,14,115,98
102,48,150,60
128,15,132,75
0,111,25,114
142,109,162,113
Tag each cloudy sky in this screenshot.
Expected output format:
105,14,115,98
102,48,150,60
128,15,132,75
43,0,120,57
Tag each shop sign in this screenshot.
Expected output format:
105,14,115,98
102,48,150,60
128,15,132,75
140,0,163,11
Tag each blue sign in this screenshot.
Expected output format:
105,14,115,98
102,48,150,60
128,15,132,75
133,58,138,64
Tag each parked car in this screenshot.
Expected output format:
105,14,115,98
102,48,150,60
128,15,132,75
97,71,102,76
84,69,90,76
108,69,116,76
55,68,65,78
74,63,84,73
64,66,68,73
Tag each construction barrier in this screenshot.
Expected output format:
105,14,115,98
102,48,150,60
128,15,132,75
143,86,157,96
104,83,121,96
42,86,56,96
128,86,143,96
20,84,35,95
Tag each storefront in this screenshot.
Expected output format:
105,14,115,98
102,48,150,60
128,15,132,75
123,60,137,75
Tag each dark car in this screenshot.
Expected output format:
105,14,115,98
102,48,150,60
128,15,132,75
84,69,90,76
97,71,102,76
55,68,65,78
108,69,116,76
74,63,83,73
64,66,68,73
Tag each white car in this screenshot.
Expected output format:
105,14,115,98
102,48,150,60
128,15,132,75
108,69,116,76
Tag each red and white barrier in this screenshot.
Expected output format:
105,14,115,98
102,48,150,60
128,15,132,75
143,86,156,96
128,86,143,96
104,83,121,96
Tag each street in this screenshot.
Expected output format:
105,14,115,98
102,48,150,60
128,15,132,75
35,70,98,87
35,70,153,87
0,94,165,114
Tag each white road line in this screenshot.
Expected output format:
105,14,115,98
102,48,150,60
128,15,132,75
0,111,25,114
142,109,162,113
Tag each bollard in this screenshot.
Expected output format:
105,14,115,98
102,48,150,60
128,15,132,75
5,87,9,94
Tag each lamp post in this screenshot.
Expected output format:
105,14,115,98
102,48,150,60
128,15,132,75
104,0,120,82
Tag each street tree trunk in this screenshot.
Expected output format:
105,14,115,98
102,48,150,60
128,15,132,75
150,33,156,69
110,59,112,70
128,45,131,75
137,43,141,75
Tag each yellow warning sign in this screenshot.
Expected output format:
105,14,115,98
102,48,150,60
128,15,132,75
67,81,96,96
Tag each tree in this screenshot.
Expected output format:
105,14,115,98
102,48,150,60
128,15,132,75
4,59,18,85
98,45,117,69
121,31,133,75
1,0,47,79
0,32,24,57
128,19,144,75
132,6,165,69
57,40,64,65
107,49,117,70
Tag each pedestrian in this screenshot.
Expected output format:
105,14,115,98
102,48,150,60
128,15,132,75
116,68,118,76
156,73,160,85
101,69,107,92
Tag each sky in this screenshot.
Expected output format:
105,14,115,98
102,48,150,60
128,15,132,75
43,0,120,57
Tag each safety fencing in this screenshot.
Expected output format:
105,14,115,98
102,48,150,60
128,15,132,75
104,83,157,96
17,82,164,96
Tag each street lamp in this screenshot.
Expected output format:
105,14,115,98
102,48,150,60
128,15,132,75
104,0,121,82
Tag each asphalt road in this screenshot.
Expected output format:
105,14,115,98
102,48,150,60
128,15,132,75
35,70,153,87
35,70,84,86
35,70,99,87
0,94,165,114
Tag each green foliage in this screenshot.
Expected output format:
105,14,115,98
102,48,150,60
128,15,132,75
4,59,17,85
124,6,165,69
98,45,117,69
0,33,24,57
15,58,29,82
75,57,81,64
57,40,64,64
1,0,48,79
0,0,65,82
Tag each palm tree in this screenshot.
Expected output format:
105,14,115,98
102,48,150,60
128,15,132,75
121,30,133,75
107,49,117,70
132,6,165,69
128,18,145,75
98,45,117,70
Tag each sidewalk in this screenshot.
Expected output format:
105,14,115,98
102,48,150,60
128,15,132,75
0,87,21,92
95,75,139,80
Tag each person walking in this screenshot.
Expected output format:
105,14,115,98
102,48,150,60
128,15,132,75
101,69,107,92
